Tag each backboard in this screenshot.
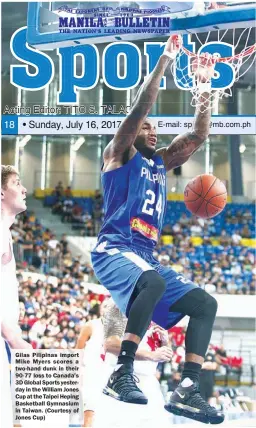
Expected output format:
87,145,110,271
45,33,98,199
26,1,256,50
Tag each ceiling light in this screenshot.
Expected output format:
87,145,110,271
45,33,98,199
19,135,31,147
239,144,246,154
71,137,85,151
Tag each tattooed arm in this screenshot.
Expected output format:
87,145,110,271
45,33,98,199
103,35,182,172
157,54,215,171
103,300,173,362
156,91,211,171
102,301,127,342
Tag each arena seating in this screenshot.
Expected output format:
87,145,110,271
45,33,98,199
44,194,255,246
164,201,255,237
43,194,254,227
44,195,94,213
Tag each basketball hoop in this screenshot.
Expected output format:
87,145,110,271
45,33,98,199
170,27,256,113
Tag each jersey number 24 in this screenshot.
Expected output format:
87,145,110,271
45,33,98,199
142,190,162,220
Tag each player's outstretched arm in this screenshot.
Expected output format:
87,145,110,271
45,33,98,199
105,335,173,362
76,323,92,349
102,301,127,342
1,322,32,349
157,53,215,171
103,35,182,170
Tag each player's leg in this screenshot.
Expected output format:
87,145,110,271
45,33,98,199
118,270,166,364
169,288,217,382
91,247,166,404
166,288,224,424
152,266,224,424
83,410,94,428
104,270,166,404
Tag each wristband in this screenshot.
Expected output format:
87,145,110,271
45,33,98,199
162,50,177,60
197,81,211,94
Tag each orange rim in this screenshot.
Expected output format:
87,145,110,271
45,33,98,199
181,44,256,62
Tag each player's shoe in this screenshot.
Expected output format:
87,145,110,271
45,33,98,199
103,364,148,404
165,378,225,424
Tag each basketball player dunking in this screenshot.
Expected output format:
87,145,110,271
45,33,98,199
1,166,32,428
91,35,224,424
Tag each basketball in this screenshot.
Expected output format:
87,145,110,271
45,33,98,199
184,174,227,219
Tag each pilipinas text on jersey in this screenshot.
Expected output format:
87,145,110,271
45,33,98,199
98,152,167,251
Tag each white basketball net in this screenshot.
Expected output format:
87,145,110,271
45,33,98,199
170,28,256,112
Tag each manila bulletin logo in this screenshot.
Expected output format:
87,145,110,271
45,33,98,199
57,4,173,33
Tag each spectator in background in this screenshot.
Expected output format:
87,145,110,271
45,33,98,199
179,213,190,229
161,224,172,235
171,222,184,245
22,233,34,264
31,245,43,270
28,211,36,225
60,234,69,255
82,211,94,236
20,314,32,342
172,221,181,234
87,267,100,284
219,230,231,247
64,186,73,198
19,296,26,322
190,218,203,236
230,262,241,277
54,181,64,198
241,225,251,238
231,231,242,246
158,254,171,267
64,329,77,348
93,189,103,206
51,199,63,215
62,197,74,223
42,228,51,241
227,280,237,294
242,209,253,223
93,203,103,235
28,315,47,348
72,203,83,223
225,209,233,224
48,234,59,250
47,318,61,337
215,344,228,370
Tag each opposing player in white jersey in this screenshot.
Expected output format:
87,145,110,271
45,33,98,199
93,299,173,428
76,300,109,427
1,165,32,428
